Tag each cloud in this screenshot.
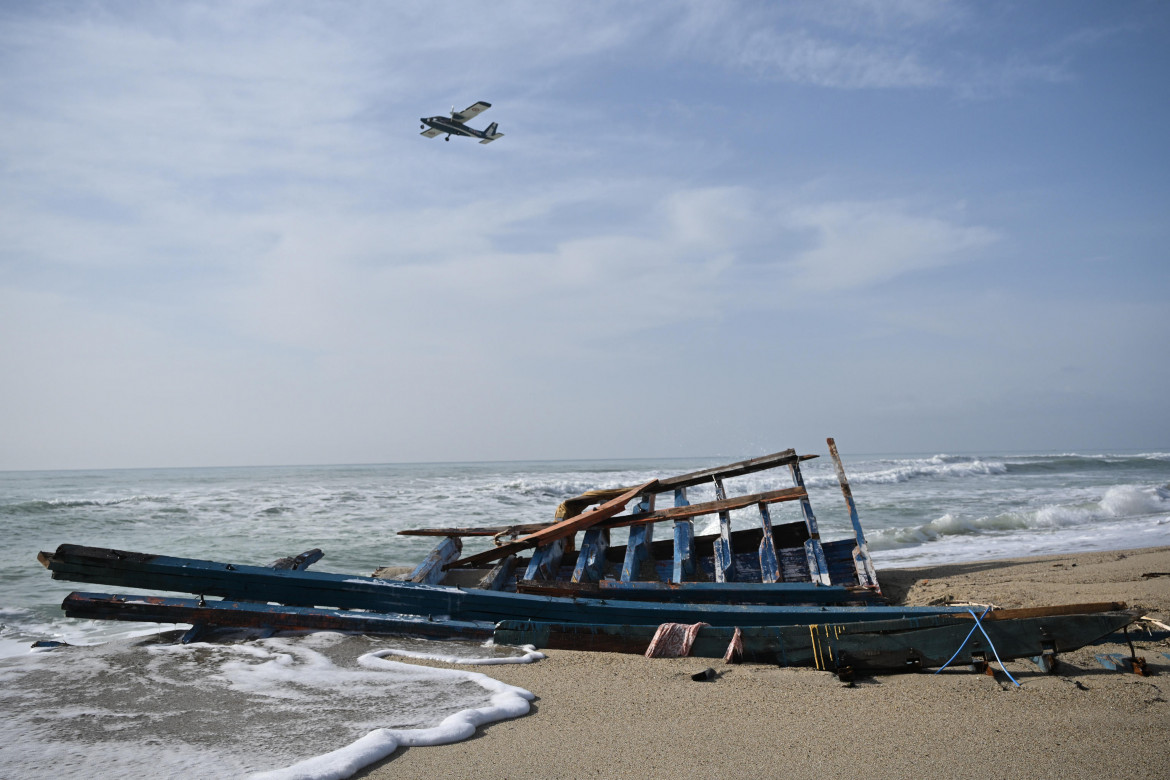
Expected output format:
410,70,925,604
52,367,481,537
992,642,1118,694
783,201,997,291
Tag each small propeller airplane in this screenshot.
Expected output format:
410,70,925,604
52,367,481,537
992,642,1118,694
420,101,504,144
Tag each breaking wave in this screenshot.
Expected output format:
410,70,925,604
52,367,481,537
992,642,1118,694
868,484,1170,550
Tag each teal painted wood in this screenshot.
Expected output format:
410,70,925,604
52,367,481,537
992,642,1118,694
524,538,565,581
756,502,781,583
713,478,736,583
65,591,496,641
790,460,831,586
593,580,885,605
672,521,695,583
408,536,462,585
41,544,982,627
495,610,1141,670
671,487,695,584
571,528,609,584
621,524,654,582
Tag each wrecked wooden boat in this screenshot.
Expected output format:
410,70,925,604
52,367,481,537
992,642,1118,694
36,440,1146,672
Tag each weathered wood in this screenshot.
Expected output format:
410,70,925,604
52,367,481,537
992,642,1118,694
672,487,696,583
446,480,657,570
621,524,655,582
476,554,517,591
406,536,462,585
397,524,549,538
756,503,781,583
571,527,609,584
495,609,1144,668
271,549,324,570
620,492,656,582
555,450,816,518
827,437,879,590
64,592,496,641
514,579,887,605
790,460,831,586
599,486,809,529
39,543,1037,627
713,478,735,583
523,538,566,582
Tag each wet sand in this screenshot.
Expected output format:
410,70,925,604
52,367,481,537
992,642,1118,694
357,547,1170,780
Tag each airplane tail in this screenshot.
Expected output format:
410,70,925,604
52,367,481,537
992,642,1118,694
479,122,503,144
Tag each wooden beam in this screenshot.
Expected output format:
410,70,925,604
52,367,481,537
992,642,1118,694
446,480,657,569
476,554,517,591
600,486,808,528
555,450,817,517
671,487,695,584
713,477,735,583
523,539,566,582
406,536,462,585
621,524,655,582
571,528,609,584
757,503,781,583
397,523,549,538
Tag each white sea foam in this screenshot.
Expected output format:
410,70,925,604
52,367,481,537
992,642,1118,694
0,631,539,779
372,643,545,665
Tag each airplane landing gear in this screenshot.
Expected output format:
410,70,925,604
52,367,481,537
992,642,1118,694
445,136,450,141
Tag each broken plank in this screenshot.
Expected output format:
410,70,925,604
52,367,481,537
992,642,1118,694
446,480,657,570
397,523,550,538
571,527,609,584
601,486,808,528
555,450,815,517
406,536,462,585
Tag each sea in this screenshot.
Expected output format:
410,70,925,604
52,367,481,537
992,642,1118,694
2,449,1168,778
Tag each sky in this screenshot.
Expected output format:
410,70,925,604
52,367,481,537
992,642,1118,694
1,1,1168,470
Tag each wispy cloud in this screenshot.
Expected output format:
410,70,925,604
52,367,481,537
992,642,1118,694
784,201,997,290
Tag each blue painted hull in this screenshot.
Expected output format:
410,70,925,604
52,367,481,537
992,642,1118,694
41,544,975,627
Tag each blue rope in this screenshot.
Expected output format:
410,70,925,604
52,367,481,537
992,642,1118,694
933,607,1021,686
934,605,990,674
968,608,1020,686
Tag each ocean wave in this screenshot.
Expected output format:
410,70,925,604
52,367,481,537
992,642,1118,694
804,455,1008,488
0,495,171,515
868,484,1170,550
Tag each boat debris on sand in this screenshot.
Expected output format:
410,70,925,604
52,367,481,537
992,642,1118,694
37,439,1146,677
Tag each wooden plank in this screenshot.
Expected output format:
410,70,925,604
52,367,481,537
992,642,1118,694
621,524,655,582
523,538,566,582
790,460,831,586
445,480,657,570
571,528,609,584
713,478,735,583
757,503,781,583
476,554,517,591
397,524,549,538
64,592,496,641
555,450,816,518
515,579,887,605
406,536,462,585
827,437,879,590
671,487,695,584
601,486,808,528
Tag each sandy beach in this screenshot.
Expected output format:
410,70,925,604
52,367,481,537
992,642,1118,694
357,546,1170,780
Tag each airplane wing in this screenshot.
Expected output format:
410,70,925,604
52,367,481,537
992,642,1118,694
451,101,491,123
420,127,444,138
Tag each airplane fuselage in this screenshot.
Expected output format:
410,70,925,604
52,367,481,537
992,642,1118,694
421,116,485,139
